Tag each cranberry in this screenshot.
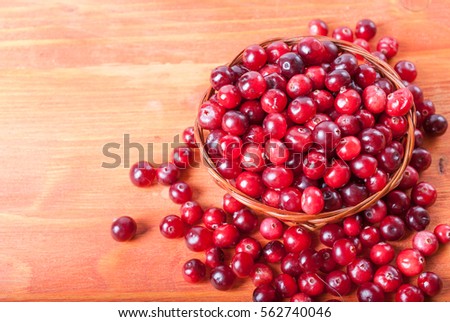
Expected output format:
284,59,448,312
210,265,236,291
409,148,432,172
216,158,242,179
180,201,203,225
242,44,267,71
260,89,287,113
370,242,395,266
210,66,235,90
250,263,274,287
350,154,378,179
332,26,354,42
238,71,267,100
230,64,248,78
287,96,317,124
395,284,424,302
202,208,226,230
260,217,284,240
213,224,240,248
411,182,437,208
280,187,303,212
319,248,338,273
397,248,425,277
185,226,213,252
298,272,325,297
322,187,343,211
263,112,287,139
159,215,184,239
325,69,351,92
340,183,369,207
230,252,254,278
371,50,387,62
297,37,325,66
284,126,313,152
222,110,248,136
320,223,345,247
265,72,287,91
182,259,206,283
362,85,386,114
359,128,386,155
332,238,357,266
379,114,408,138
386,88,413,117
205,247,225,268
273,273,298,298
377,36,399,59
182,126,196,148
286,74,313,99
398,165,419,190
290,293,312,302
336,136,361,161
278,52,305,79
308,19,328,36
309,89,335,112
374,124,393,145
305,113,332,131
266,41,290,63
301,186,324,214
216,84,241,109
253,284,280,302
129,161,156,187
394,60,417,82
262,240,286,263
298,248,323,273
384,190,411,217
205,129,226,159
236,171,265,199
111,216,137,242
360,226,381,248
365,169,388,194
423,114,448,136
265,138,290,165
198,101,225,130
235,237,262,260
353,39,371,60
325,270,352,296
355,19,377,40
322,40,339,63
374,265,403,293
302,151,326,180
262,166,294,190
305,66,326,89
334,88,361,115
357,282,385,302
281,252,302,277
364,200,387,224
413,231,439,256
169,182,192,204
434,224,450,244
312,120,341,151
283,226,312,253
347,257,374,285
380,215,405,241
343,215,363,237
407,83,424,105
405,206,430,231
172,145,192,169
157,162,180,185
240,143,265,172
417,99,436,118
231,208,258,234
240,102,266,126
417,272,443,297
324,159,351,189
262,188,281,208
218,135,242,160
222,193,245,214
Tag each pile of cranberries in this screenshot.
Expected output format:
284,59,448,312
111,18,450,302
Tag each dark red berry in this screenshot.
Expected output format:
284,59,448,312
413,231,439,256
111,216,137,242
180,201,203,225
434,224,450,244
205,247,225,268
169,181,193,204
332,238,357,266
157,162,180,185
253,284,280,302
160,215,184,239
417,272,443,297
130,161,156,187
210,265,236,291
250,263,274,287
370,242,395,266
395,284,424,302
355,19,377,40
182,259,206,283
326,270,352,296
396,248,425,277
373,265,403,293
185,226,213,251
357,282,385,302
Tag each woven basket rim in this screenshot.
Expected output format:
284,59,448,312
194,35,416,230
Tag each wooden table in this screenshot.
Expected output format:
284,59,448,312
0,0,449,302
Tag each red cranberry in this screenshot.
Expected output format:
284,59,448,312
265,138,289,165
213,224,240,248
325,69,351,92
263,112,287,139
286,74,313,98
250,263,274,287
395,284,424,302
308,19,328,36
434,224,450,244
355,19,377,40
216,158,242,179
217,84,241,109
326,270,352,296
232,208,258,234
359,128,386,155
157,162,180,185
360,226,381,248
280,187,303,212
379,114,408,138
357,282,385,302
423,114,448,136
417,98,436,118
336,136,361,161
262,188,281,208
298,272,325,296
320,223,345,247
343,215,362,237
198,101,225,130
322,40,339,63
405,206,430,231
370,242,395,266
129,161,156,187
278,52,305,79
262,166,294,190
182,126,196,148
242,44,267,71
324,159,351,189
238,71,267,100
253,284,280,302
205,247,225,268
159,215,184,239
281,252,302,277
285,126,313,152
413,231,439,256
236,237,262,260
386,88,413,117
334,88,361,115
260,217,284,240
210,265,236,291
312,120,341,152
182,259,206,283
290,293,312,302
301,186,324,214
371,50,387,62
377,36,399,59
384,190,411,217
287,96,317,124
283,226,312,253
362,85,386,114
305,66,326,89
380,215,405,241
263,240,286,263
398,165,419,190
397,248,425,277
364,200,387,224
347,258,374,285
319,248,338,273
261,89,287,113
205,129,226,159
180,201,203,225
417,272,443,297
210,66,235,90
305,113,331,131
297,37,325,66
240,101,266,125
172,145,192,169
332,238,357,266
222,110,249,136
309,89,335,112
303,151,326,180
274,273,298,298
340,183,369,207
331,53,358,76
373,265,403,293
222,193,245,214
236,171,265,199
411,182,437,208
353,39,371,60
111,216,137,242
409,148,432,173
203,208,227,230
219,135,242,160
365,169,388,194
230,252,254,278
350,154,378,179
298,248,323,273
231,64,248,78
185,226,213,251
169,182,192,204
394,60,417,83
240,143,265,172
266,41,290,63
332,26,354,42
322,187,343,211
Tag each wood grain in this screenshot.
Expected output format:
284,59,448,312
0,0,449,301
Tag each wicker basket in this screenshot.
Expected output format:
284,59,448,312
194,36,416,231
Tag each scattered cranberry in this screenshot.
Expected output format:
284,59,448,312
274,273,298,298
396,248,425,277
185,226,213,251
308,19,328,36
347,258,374,284
111,216,137,242
332,26,354,42
169,182,193,204
213,224,240,248
434,224,450,244
262,240,286,263
326,270,352,296
377,36,399,59
157,162,180,185
253,284,280,302
259,217,284,240
205,247,225,268
395,284,424,302
298,272,325,296
250,263,274,287
180,201,203,225
182,259,206,283
235,237,262,260
355,19,377,40
159,215,184,239
423,114,448,136
373,265,403,293
411,182,437,208
405,206,430,231
370,242,395,266
380,215,405,241
413,231,439,256
417,271,443,297
320,223,345,247
172,145,192,169
301,186,324,214
210,265,236,291
357,282,385,302
332,238,357,266
129,161,156,187
290,293,312,302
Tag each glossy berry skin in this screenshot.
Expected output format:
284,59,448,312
324,160,351,189
213,224,240,248
365,169,389,194
290,293,312,302
423,114,448,136
185,226,213,252
303,151,326,180
332,238,357,266
159,215,184,239
250,263,274,287
262,188,281,208
355,19,377,40
182,126,196,148
325,69,351,92
280,187,303,212
336,136,361,161
394,60,417,83
262,240,286,263
334,88,361,115
232,208,258,234
357,282,385,302
260,217,284,240
216,158,242,180
350,154,377,179
359,128,386,155
265,41,290,63
262,166,294,190
364,200,387,224
319,248,338,273
129,161,156,187
301,186,324,215
219,134,242,160
274,273,298,298
169,182,193,204
320,223,345,247
217,84,241,109
111,216,137,242
385,88,414,117
297,37,325,66
182,259,206,283
380,215,405,241
417,272,443,297
281,252,302,277
370,242,395,266
288,96,317,124
298,248,323,273
210,265,236,291
197,102,225,130
203,208,227,230
347,258,374,285
261,88,288,113
157,162,180,185
384,190,411,217
210,66,235,90
283,226,312,253
377,36,399,59
222,110,249,136
332,26,354,42
373,265,403,293
340,183,369,207
410,148,432,172
240,101,266,125
360,226,381,248
263,112,287,139
253,284,280,302
326,270,352,296
180,201,203,225
411,182,437,208
308,19,328,36
236,237,262,260
230,252,254,278
343,215,362,237
398,165,419,190
236,171,265,199
405,206,430,231
363,85,386,114
413,231,439,256
265,138,290,165
238,71,267,100
278,52,305,79
242,44,267,71
240,143,265,172
298,272,325,297
434,224,450,244
313,120,342,151
396,248,425,277
205,247,225,268
395,284,424,302
222,193,245,214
